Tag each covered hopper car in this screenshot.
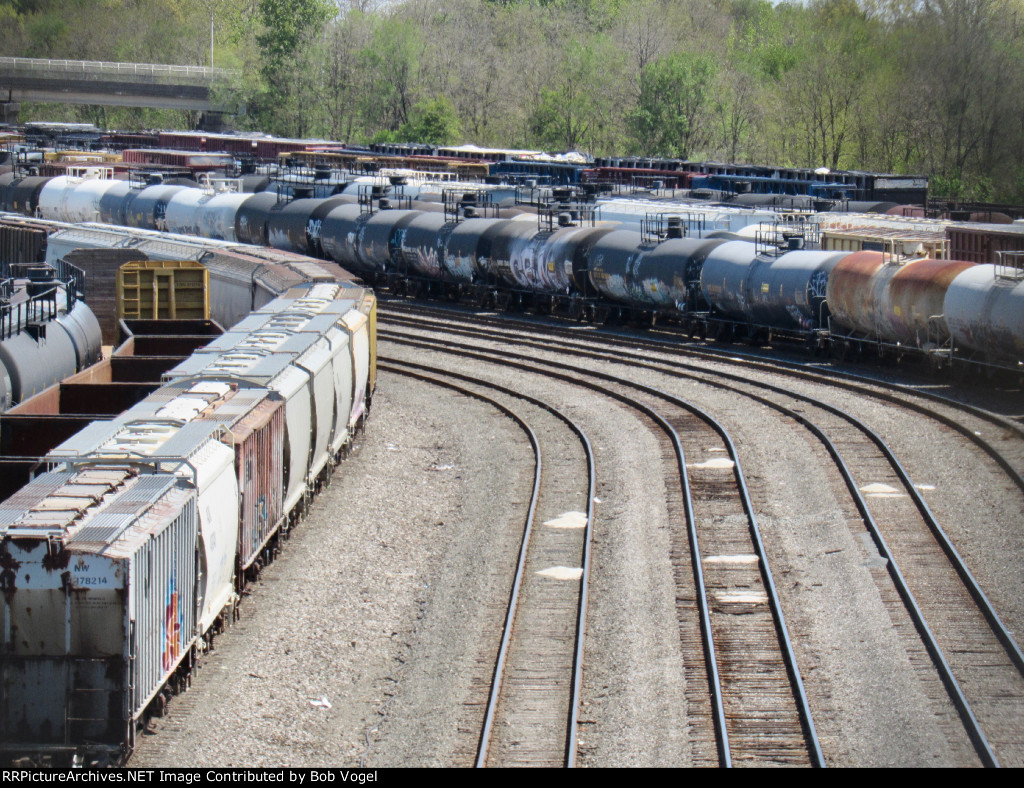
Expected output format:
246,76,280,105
0,280,374,766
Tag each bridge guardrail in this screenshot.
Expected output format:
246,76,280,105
0,57,232,87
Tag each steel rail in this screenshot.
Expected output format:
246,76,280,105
379,300,1024,484
381,310,1024,649
382,331,824,766
384,345,732,766
382,297,1024,436
383,319,1004,767
386,314,1024,678
377,363,542,765
379,360,595,767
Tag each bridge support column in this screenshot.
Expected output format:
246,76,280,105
0,102,20,123
198,111,226,132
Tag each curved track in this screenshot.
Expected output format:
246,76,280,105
382,326,827,766
126,299,1023,768
379,302,1024,767
380,361,595,767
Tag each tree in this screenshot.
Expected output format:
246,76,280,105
781,0,873,169
528,36,623,152
315,10,373,140
629,52,716,159
251,0,332,135
256,0,333,75
902,0,1024,199
614,0,671,98
357,16,423,133
398,97,462,145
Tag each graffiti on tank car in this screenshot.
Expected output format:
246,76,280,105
786,305,813,329
808,269,829,300
416,247,442,277
626,250,643,280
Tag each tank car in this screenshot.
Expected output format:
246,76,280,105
741,249,847,331
7,159,1022,374
397,211,457,281
320,202,422,278
588,229,725,311
483,218,570,293
234,191,284,246
699,241,844,334
442,216,510,284
266,195,351,256
123,183,191,230
163,183,253,242
97,179,136,225
37,172,123,224
827,253,976,350
0,174,51,215
0,271,103,410
943,263,1024,366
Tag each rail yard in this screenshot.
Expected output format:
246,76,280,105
121,302,1023,768
1,126,1022,768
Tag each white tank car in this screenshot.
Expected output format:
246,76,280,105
943,264,1024,364
37,171,121,224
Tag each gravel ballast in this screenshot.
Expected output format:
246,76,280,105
130,321,1023,768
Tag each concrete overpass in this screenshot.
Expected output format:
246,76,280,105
0,57,238,123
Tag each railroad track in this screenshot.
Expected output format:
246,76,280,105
647,384,822,766
378,299,1024,484
379,361,595,767
379,306,1024,767
381,329,825,766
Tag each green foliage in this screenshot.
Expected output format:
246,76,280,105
929,173,996,203
256,0,332,74
629,52,716,158
399,97,462,145
356,17,423,133
2,0,1023,198
23,6,67,53
737,1,799,81
370,128,400,144
528,36,621,151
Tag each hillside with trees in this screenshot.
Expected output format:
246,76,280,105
2,0,1022,202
